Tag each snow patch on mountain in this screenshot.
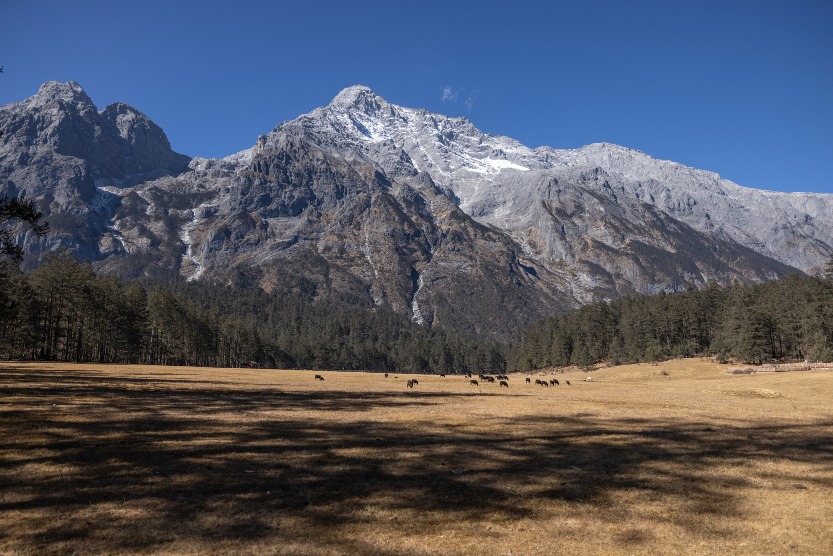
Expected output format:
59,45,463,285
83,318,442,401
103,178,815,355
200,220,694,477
179,200,217,281
411,273,425,325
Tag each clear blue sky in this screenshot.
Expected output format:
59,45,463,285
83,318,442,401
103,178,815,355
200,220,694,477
2,0,831,193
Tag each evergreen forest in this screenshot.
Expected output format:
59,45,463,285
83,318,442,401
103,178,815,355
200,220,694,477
2,255,833,374
509,273,833,371
0,256,505,373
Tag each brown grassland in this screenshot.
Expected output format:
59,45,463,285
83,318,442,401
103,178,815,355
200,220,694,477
0,359,831,555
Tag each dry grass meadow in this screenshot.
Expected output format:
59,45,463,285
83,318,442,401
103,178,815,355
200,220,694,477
1,359,831,555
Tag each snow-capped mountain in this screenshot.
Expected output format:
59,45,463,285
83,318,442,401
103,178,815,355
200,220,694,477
275,85,833,275
1,82,830,339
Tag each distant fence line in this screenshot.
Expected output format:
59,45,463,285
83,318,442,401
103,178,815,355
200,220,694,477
726,362,833,375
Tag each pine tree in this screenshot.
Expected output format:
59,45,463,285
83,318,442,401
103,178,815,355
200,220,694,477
0,195,48,264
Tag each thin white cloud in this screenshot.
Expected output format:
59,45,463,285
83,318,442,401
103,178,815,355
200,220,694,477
465,90,480,112
442,86,459,103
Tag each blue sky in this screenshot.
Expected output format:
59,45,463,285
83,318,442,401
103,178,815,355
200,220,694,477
2,0,831,193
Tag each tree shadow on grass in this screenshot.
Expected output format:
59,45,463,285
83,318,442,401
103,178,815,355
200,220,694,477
0,367,831,554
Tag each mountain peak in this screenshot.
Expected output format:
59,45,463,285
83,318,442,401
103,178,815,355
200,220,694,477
34,80,94,107
329,85,388,113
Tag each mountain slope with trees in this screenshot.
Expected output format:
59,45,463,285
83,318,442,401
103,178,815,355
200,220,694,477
0,256,505,373
3,254,832,374
3,82,832,341
509,271,833,370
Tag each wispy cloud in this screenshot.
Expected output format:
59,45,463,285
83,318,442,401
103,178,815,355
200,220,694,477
465,90,480,112
441,86,459,103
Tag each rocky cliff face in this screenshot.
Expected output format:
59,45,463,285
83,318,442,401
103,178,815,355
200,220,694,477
0,81,190,261
2,82,830,340
97,132,570,339
275,85,833,277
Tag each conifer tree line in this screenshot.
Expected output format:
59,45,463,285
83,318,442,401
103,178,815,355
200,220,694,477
509,274,833,371
3,254,833,374
0,256,505,373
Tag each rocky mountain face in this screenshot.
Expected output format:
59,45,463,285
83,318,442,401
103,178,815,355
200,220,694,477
2,82,831,340
0,81,190,261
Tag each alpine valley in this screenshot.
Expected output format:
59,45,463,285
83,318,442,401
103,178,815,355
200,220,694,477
2,81,832,341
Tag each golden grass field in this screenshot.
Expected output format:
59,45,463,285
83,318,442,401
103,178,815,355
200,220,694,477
1,359,831,555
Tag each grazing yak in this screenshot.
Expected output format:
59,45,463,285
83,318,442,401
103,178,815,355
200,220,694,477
314,374,324,381
550,379,560,386
407,379,415,388
470,379,479,386
566,380,571,386
499,380,509,388
526,377,531,383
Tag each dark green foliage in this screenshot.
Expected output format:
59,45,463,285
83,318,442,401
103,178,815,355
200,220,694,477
510,274,833,369
0,256,505,372
6,255,830,372
0,194,49,263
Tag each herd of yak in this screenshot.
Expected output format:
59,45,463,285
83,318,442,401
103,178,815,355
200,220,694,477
312,372,573,388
